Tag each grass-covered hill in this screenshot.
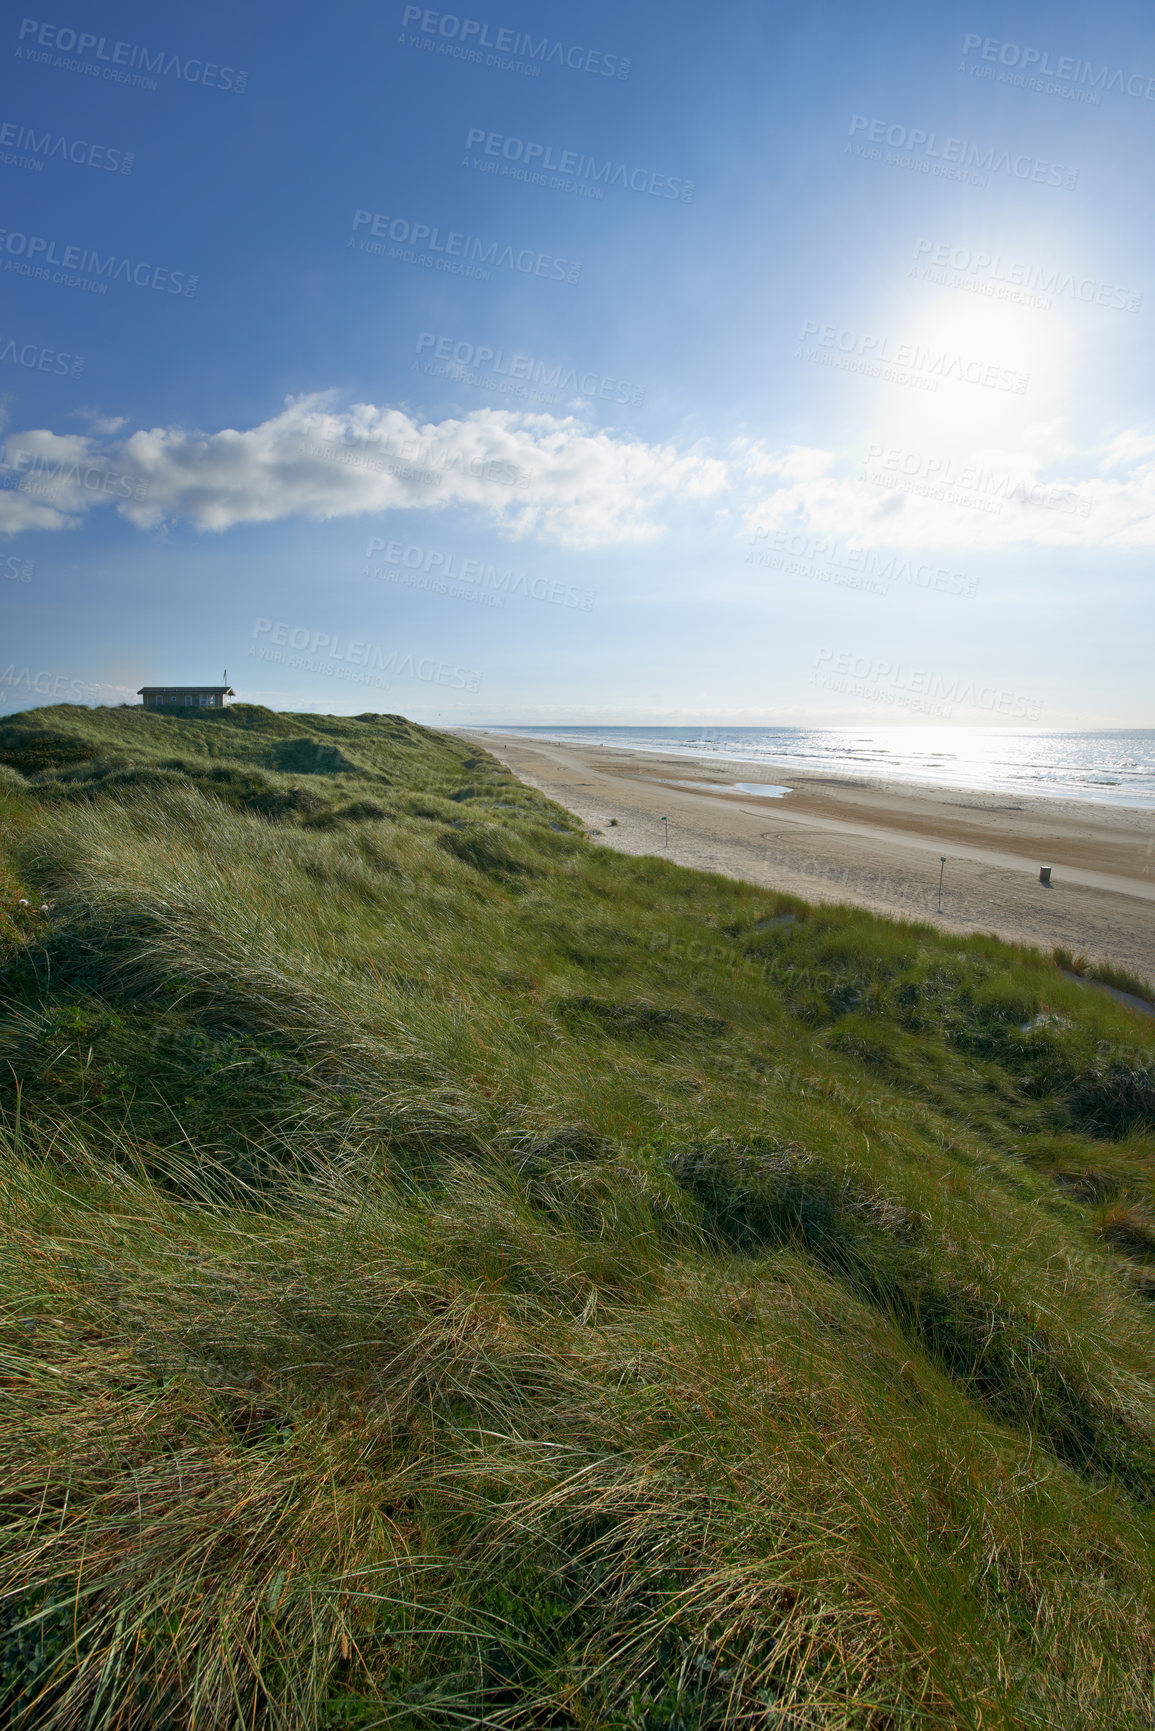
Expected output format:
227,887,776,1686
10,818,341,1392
1,701,1155,1729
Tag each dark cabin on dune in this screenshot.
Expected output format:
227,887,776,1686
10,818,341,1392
138,686,235,711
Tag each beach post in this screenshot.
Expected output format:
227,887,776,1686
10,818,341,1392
937,856,946,914
661,816,668,848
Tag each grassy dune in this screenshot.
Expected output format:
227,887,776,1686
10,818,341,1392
1,702,1154,1728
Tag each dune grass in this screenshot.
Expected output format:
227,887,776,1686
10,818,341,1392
1,703,1155,1726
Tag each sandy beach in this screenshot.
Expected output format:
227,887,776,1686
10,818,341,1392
460,730,1155,985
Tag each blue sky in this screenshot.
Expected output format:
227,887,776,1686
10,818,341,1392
1,0,1153,726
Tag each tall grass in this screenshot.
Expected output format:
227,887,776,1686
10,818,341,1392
1,705,1155,1726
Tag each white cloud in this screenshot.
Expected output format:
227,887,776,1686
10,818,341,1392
0,394,727,549
73,412,129,435
1100,429,1155,470
0,481,75,534
730,439,832,482
742,430,1155,549
3,395,1155,554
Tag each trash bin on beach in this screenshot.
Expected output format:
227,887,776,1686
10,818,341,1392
1039,866,1052,886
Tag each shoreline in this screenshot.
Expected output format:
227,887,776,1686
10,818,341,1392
459,728,1155,985
473,727,1155,812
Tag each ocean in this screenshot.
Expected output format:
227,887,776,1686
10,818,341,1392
488,727,1155,809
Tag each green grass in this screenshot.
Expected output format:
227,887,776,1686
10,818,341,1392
1,701,1155,1727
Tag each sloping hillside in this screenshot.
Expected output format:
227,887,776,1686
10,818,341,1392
1,703,1154,1728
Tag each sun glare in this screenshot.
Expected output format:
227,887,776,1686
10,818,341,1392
872,291,1072,454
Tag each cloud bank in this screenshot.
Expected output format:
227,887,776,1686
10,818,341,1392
3,394,1155,552
0,395,726,548
735,434,1155,549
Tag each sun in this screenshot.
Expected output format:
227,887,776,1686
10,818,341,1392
873,292,1072,454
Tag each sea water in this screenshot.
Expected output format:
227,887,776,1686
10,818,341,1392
488,726,1155,809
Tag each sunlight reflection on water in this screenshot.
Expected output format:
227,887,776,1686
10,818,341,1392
494,726,1155,808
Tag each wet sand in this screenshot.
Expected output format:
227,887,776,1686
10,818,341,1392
459,730,1155,985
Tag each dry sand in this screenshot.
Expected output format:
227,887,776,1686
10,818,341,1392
460,730,1155,985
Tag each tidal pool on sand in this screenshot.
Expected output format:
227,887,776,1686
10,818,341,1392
670,780,793,798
